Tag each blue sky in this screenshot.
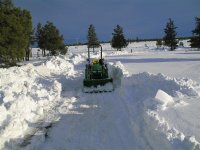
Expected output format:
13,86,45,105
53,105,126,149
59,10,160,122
14,0,200,44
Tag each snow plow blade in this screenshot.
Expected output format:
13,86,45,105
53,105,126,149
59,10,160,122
83,79,114,93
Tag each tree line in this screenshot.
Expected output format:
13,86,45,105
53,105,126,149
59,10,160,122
0,0,66,66
0,0,32,66
87,24,128,51
87,18,200,52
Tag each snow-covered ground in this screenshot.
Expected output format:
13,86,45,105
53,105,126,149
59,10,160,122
0,40,200,150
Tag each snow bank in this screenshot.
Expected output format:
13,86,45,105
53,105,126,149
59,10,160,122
121,71,200,148
0,66,62,149
134,73,200,148
107,61,129,88
69,53,85,65
127,72,199,97
0,55,78,149
147,110,200,150
44,55,75,76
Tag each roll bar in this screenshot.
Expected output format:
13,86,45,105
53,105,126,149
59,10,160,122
87,44,102,64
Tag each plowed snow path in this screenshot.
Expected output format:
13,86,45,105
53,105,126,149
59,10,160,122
39,85,173,150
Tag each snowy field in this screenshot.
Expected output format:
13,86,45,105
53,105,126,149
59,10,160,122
0,40,200,150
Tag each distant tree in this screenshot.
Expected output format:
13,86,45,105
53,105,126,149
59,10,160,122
0,0,32,65
36,21,66,56
30,28,36,47
190,17,200,49
111,25,128,51
163,18,178,51
87,24,100,52
156,39,162,48
35,22,42,40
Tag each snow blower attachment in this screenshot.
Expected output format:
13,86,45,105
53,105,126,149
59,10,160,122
83,45,113,93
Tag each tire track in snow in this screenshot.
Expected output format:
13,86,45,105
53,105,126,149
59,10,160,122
96,92,128,150
106,88,164,150
106,91,137,150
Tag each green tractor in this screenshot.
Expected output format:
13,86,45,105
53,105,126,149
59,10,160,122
83,45,113,93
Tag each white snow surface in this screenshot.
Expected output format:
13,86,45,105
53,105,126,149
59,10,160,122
155,89,174,110
0,40,200,150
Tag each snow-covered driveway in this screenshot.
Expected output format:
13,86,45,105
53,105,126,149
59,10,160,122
40,86,171,150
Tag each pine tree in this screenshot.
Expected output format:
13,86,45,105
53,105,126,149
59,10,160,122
87,24,100,52
0,0,32,65
190,17,200,49
111,25,128,51
0,0,13,9
156,39,162,48
163,18,178,51
36,21,66,56
20,9,32,61
36,22,46,56
36,22,42,41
